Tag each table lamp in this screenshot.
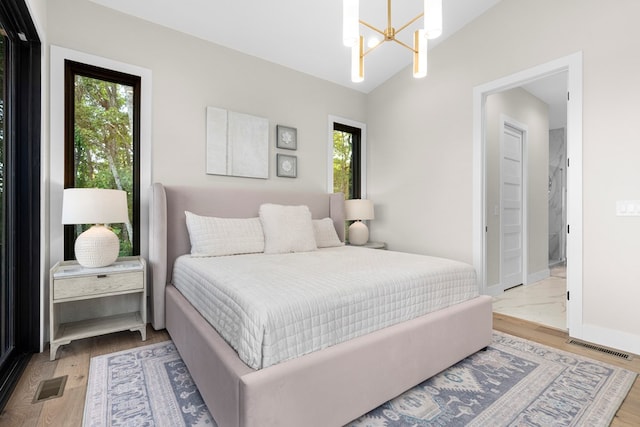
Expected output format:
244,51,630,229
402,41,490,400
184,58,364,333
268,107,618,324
62,188,129,268
345,199,374,245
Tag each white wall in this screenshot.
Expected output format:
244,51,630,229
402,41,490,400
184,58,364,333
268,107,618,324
367,0,640,354
485,88,549,288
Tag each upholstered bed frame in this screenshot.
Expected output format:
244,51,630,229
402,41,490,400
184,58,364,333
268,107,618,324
149,182,493,427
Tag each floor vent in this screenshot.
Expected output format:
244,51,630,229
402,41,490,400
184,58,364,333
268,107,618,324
32,375,67,403
567,339,632,360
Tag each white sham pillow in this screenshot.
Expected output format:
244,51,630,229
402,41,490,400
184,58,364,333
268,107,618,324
313,218,344,248
259,204,317,254
185,211,265,257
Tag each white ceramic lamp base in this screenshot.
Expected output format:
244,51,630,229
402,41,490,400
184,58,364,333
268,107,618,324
348,221,369,245
75,224,120,268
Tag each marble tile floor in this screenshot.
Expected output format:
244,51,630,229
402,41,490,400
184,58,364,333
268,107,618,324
492,264,567,330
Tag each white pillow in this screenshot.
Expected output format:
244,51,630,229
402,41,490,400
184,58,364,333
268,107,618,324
185,211,265,257
259,204,317,254
313,218,344,248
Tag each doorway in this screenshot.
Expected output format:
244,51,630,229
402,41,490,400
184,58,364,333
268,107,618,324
472,52,583,335
487,77,564,328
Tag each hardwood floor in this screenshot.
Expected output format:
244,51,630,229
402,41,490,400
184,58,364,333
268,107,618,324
0,315,637,426
0,326,170,427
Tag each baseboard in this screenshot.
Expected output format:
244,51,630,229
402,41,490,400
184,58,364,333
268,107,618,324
527,268,550,284
577,324,640,357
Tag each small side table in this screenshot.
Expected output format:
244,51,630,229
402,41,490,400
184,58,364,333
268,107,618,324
349,241,387,249
49,256,147,360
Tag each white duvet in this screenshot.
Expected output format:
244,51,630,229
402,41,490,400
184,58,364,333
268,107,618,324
172,246,478,370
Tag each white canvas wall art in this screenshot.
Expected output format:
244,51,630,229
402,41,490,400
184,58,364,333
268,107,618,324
206,107,269,179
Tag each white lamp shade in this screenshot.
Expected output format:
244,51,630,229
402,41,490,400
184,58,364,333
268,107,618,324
62,188,129,225
345,199,374,221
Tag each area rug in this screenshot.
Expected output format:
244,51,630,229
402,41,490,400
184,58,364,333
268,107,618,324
83,331,636,427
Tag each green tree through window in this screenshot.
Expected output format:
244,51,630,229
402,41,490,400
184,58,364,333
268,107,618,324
64,61,141,259
333,130,353,199
333,123,361,200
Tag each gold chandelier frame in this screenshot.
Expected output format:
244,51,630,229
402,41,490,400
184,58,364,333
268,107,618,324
344,0,442,82
359,0,424,58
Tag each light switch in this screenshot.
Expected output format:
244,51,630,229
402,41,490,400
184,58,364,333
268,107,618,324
616,200,640,216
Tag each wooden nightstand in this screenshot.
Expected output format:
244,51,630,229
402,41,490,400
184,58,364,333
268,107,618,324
49,256,147,360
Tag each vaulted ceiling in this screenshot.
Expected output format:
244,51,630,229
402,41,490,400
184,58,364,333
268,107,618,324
90,0,501,93
90,0,566,127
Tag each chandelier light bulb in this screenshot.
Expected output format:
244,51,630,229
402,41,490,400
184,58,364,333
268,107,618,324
424,0,443,39
367,37,381,49
343,0,360,46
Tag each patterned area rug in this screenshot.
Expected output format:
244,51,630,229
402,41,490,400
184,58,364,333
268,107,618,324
83,332,636,427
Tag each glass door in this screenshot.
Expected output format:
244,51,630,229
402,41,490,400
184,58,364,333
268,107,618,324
0,0,41,411
0,27,7,365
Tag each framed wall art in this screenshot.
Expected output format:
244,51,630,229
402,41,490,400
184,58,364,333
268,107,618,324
276,125,297,150
276,154,297,178
206,107,269,179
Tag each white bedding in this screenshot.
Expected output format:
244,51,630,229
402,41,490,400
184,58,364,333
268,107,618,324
171,246,478,370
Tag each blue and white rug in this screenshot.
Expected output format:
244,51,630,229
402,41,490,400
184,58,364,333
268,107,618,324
83,332,636,426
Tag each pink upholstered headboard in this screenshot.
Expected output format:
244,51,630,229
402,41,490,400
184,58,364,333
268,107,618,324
148,182,346,329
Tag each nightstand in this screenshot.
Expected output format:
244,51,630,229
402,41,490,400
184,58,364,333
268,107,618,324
349,241,387,249
49,256,147,360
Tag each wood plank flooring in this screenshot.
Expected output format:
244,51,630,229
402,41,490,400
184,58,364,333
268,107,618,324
0,326,170,427
0,315,637,426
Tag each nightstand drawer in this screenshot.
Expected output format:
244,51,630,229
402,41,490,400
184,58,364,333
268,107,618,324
53,271,143,300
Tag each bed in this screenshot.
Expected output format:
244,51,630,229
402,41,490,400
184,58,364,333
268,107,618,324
149,183,493,427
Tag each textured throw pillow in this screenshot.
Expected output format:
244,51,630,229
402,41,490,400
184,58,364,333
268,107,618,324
259,204,317,254
185,211,265,257
313,218,344,248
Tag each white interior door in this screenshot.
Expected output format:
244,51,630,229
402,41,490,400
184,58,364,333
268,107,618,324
501,124,525,290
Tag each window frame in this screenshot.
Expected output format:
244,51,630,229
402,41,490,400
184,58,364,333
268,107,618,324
327,115,367,198
0,0,41,411
63,60,141,260
333,122,362,200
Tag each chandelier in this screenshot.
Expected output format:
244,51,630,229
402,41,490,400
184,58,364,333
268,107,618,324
343,0,442,82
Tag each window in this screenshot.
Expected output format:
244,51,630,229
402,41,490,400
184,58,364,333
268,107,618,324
63,61,141,260
0,0,41,411
333,122,362,199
